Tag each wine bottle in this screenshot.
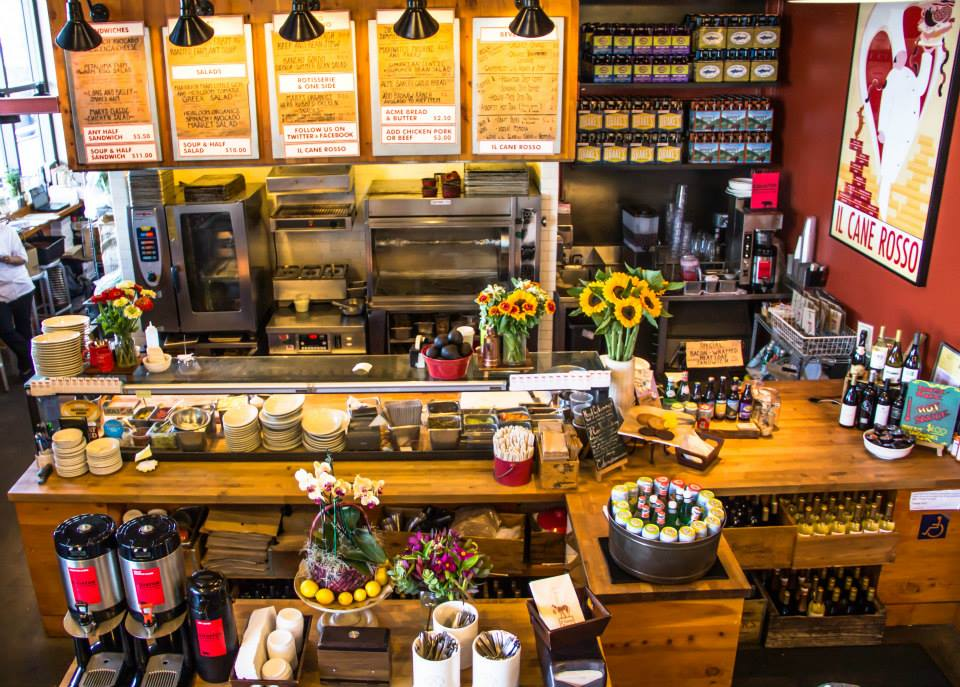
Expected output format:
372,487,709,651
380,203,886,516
807,588,826,617
715,376,728,420
874,379,892,427
869,325,887,373
856,379,877,430
839,374,859,427
889,388,905,426
850,330,868,378
901,332,922,384
882,329,904,383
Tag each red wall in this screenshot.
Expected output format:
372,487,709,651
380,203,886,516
780,4,960,371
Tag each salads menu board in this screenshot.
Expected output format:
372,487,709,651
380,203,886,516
472,18,563,156
65,22,161,164
369,10,460,156
163,15,258,160
266,11,360,158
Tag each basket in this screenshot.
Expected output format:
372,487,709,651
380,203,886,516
422,345,472,380
768,311,856,358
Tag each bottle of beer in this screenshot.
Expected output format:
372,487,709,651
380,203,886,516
704,377,717,416
863,587,877,614
662,378,677,408
845,586,859,615
807,588,826,617
778,587,792,616
839,374,859,427
738,382,754,421
726,377,740,420
826,586,842,616
715,376,728,419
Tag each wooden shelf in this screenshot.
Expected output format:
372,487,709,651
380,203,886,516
579,81,780,95
570,162,775,170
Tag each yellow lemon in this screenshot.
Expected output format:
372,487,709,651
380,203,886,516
299,579,319,599
375,568,388,586
353,588,368,603
337,591,354,607
315,588,334,605
365,580,382,598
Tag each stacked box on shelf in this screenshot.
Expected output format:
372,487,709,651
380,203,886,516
581,22,692,83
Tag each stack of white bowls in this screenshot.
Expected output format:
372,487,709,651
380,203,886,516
223,404,262,452
52,428,88,478
85,438,123,476
41,314,90,354
260,394,305,451
31,330,84,377
302,408,347,453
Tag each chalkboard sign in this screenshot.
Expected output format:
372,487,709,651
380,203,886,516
900,380,960,448
581,399,629,476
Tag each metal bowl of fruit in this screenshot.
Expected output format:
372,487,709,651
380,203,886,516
863,427,915,461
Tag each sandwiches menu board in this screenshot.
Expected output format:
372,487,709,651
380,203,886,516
369,10,460,156
472,18,564,156
65,22,161,164
163,15,258,160
266,11,360,158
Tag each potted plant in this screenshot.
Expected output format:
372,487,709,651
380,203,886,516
91,281,155,369
476,279,555,367
568,266,679,415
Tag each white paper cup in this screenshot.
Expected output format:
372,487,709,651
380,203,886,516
456,326,475,348
267,628,298,670
472,631,521,687
294,294,310,313
432,601,479,670
261,657,293,680
276,607,305,653
412,631,460,687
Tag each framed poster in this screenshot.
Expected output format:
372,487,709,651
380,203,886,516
933,342,960,387
471,17,564,156
265,11,361,158
64,21,161,164
369,9,460,156
829,3,960,285
163,15,259,160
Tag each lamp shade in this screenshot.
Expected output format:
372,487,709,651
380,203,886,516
169,0,215,47
279,2,325,42
393,0,440,40
509,0,555,38
55,1,102,51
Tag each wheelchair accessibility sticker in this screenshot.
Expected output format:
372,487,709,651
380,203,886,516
918,513,949,540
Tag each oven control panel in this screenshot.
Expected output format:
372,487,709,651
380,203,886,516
267,330,364,355
130,209,164,288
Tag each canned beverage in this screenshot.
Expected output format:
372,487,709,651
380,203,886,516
627,518,645,534
640,504,650,520
642,523,661,540
637,494,647,508
660,526,679,543
670,478,685,497
612,499,631,513
688,483,702,496
615,509,631,526
655,476,670,497
707,498,724,513
705,515,722,535
637,476,654,495
611,485,630,503
678,526,696,542
698,488,715,508
691,520,709,539
690,506,703,521
656,510,666,526
623,482,639,505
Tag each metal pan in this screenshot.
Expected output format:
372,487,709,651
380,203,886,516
331,298,365,316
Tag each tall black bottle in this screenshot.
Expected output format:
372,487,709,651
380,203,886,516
187,570,239,682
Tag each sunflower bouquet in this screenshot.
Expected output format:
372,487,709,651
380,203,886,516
476,279,555,365
568,266,679,362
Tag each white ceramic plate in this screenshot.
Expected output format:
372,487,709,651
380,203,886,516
223,404,259,429
263,394,306,418
302,408,348,437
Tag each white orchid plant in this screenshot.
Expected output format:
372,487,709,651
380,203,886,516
295,460,385,508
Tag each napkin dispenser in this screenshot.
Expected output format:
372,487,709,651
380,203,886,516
316,626,390,685
527,586,610,687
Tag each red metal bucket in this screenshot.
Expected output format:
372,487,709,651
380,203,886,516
493,456,533,486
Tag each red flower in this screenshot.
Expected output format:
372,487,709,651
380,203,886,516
522,301,536,313
546,300,556,315
135,297,154,312
103,288,122,301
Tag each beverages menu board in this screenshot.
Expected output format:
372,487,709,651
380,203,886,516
472,17,564,156
163,15,258,160
266,11,360,158
65,22,161,164
369,9,460,156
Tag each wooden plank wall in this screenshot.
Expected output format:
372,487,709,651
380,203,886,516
45,0,580,171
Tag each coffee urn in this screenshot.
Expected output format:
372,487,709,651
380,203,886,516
187,570,240,682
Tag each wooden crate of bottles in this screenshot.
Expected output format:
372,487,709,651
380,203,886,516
759,565,886,648
722,495,796,569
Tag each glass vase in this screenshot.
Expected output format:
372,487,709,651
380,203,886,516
112,333,139,369
501,331,527,367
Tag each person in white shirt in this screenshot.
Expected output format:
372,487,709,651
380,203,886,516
0,222,36,379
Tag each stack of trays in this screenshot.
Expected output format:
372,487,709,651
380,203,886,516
260,394,305,451
52,428,87,478
302,408,347,453
41,315,90,356
464,162,531,196
31,330,83,377
223,404,262,452
85,438,123,476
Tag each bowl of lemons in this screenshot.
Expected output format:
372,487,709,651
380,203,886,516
295,562,392,628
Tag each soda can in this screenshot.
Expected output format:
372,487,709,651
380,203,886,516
642,524,661,540
637,476,654,495
691,520,709,539
678,526,696,542
659,526,679,543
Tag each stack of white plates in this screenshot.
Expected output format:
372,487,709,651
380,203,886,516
726,177,753,199
41,314,90,353
223,404,262,452
31,330,84,377
52,428,88,478
260,394,305,451
86,437,123,476
302,408,347,453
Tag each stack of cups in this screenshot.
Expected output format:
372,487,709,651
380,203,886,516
266,628,298,677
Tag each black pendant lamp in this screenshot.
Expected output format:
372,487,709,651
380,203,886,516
509,0,555,38
393,0,439,40
169,0,215,48
279,0,324,42
56,0,108,52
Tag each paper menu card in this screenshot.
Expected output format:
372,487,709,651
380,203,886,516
266,11,361,158
369,9,461,156
65,21,161,164
529,573,585,630
472,18,564,156
163,15,259,160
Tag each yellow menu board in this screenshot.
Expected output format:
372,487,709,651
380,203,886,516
369,9,460,155
65,22,161,164
266,11,360,158
472,17,564,156
163,15,258,160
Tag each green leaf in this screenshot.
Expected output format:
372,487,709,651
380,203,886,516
339,506,361,530
568,286,583,297
353,529,387,565
643,312,660,328
464,554,479,569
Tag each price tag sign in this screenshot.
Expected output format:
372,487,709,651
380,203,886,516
685,340,744,368
369,10,460,155
164,15,259,160
65,22,161,164
472,18,564,156
265,11,361,158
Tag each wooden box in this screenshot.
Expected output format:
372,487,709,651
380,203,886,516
738,578,767,645
724,524,796,570
782,504,899,568
537,456,580,490
230,614,312,686
760,585,886,648
529,529,566,566
526,587,611,656
316,626,391,685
